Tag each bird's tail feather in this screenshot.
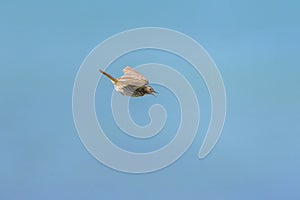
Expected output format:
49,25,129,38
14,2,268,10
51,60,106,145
99,70,117,84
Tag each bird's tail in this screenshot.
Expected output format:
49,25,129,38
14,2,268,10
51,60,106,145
99,70,117,84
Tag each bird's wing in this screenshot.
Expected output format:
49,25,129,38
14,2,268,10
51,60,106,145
118,66,149,87
115,83,140,96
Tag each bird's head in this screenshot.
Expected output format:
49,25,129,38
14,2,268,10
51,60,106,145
144,86,157,96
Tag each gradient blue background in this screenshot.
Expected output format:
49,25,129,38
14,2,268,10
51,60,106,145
1,0,300,199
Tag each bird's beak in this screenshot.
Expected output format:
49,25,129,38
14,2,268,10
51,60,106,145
151,90,158,96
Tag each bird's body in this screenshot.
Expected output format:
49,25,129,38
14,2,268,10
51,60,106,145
100,66,156,97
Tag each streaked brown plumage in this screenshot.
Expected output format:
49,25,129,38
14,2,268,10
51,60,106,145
99,66,157,97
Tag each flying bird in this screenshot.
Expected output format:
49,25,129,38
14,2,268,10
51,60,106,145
99,66,157,97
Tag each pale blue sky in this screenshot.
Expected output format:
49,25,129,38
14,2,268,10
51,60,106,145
1,0,300,199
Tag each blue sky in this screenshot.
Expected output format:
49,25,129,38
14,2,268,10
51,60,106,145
1,0,300,199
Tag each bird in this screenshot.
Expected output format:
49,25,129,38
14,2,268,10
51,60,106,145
99,66,157,97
